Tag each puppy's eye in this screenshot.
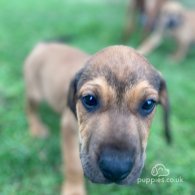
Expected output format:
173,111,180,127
140,99,156,116
81,94,99,112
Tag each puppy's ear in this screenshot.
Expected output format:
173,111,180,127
67,70,83,118
158,77,172,144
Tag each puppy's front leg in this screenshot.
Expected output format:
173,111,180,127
61,109,86,195
171,40,189,61
122,0,139,42
26,97,49,138
137,31,163,55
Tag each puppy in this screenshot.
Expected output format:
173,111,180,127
137,0,195,60
24,43,171,195
122,0,167,42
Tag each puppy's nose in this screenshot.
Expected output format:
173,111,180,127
98,148,134,182
166,18,179,28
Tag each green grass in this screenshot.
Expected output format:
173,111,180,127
0,0,195,194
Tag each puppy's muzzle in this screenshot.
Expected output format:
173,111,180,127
98,147,134,182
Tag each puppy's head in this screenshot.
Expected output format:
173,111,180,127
68,46,170,185
160,1,185,29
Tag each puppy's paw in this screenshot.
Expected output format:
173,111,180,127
61,182,86,195
29,122,49,138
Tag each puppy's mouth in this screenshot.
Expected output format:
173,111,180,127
80,149,145,185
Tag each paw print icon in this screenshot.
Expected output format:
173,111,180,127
151,164,170,177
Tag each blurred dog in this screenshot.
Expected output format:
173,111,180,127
138,0,195,60
122,0,167,42
24,43,171,195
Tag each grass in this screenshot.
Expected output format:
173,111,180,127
0,0,195,194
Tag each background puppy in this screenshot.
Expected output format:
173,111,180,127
122,0,167,42
137,0,195,60
24,43,89,195
24,43,171,195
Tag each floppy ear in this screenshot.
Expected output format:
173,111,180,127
158,77,172,144
67,70,83,118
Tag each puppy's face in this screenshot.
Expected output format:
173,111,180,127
68,46,168,185
160,1,184,29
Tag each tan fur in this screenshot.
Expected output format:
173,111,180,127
122,0,167,41
126,81,158,114
24,43,170,195
24,43,89,195
137,0,195,60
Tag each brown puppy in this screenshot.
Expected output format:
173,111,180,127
122,0,167,42
137,0,195,60
24,43,171,195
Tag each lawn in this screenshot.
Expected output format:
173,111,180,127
0,0,195,194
